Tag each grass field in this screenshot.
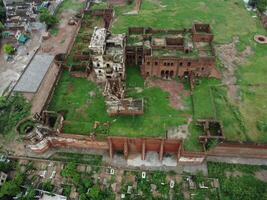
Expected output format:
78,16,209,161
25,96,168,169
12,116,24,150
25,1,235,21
49,68,191,137
112,0,264,43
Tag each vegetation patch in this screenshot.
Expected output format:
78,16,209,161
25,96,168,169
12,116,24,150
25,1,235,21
0,94,31,135
208,162,267,200
49,67,190,137
50,152,103,165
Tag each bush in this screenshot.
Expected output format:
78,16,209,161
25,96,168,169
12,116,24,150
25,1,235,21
42,181,54,192
3,43,14,55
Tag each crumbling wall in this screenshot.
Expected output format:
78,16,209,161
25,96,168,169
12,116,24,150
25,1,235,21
192,24,213,42
141,56,216,78
31,62,62,114
85,9,114,29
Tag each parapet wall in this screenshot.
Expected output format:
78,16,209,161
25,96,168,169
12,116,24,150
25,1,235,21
128,27,188,35
28,133,267,165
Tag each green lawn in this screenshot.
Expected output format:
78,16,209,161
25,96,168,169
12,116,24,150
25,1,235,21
49,68,190,137
112,0,262,43
236,43,267,142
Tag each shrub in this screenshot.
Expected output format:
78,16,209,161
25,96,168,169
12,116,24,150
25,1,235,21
3,43,14,55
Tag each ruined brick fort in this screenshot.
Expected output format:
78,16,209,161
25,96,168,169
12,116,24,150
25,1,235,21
126,24,219,80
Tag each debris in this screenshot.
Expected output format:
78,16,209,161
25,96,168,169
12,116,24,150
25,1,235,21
142,171,146,179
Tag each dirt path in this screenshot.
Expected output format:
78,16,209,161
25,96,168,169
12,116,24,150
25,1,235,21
40,10,80,55
215,37,253,102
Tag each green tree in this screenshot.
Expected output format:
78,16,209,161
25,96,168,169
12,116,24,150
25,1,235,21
39,8,58,28
0,173,25,198
0,0,5,22
249,0,267,13
0,21,4,31
0,94,31,134
3,43,14,55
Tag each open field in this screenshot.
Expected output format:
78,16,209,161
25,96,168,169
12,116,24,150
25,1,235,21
112,0,265,43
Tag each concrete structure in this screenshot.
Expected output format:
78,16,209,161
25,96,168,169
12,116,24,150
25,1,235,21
89,27,126,82
89,27,143,116
126,24,218,80
13,54,61,114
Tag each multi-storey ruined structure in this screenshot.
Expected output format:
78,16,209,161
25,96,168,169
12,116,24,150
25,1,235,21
89,27,126,81
89,27,144,116
126,24,218,79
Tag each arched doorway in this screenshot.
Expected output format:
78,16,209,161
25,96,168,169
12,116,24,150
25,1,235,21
165,70,169,79
161,70,165,78
170,71,174,78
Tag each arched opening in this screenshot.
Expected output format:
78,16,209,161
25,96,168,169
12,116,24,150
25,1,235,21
183,71,189,78
170,71,174,78
161,70,165,78
165,70,169,79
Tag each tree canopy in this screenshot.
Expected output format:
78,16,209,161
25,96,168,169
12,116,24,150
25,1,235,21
3,44,14,55
39,8,58,28
249,0,267,13
0,94,31,134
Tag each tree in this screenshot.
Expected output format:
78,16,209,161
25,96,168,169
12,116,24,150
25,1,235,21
0,0,5,22
0,173,25,198
39,8,58,28
257,0,267,13
3,43,14,55
0,21,4,31
249,0,267,13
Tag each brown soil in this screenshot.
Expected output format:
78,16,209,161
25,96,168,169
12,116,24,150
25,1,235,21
40,9,81,55
255,170,267,183
215,37,253,102
67,82,75,93
225,170,243,178
146,78,190,110
108,0,126,6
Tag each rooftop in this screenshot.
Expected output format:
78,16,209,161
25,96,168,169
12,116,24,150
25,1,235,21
13,54,54,93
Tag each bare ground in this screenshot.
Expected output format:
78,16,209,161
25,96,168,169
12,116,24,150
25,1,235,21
255,170,267,183
146,78,190,110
